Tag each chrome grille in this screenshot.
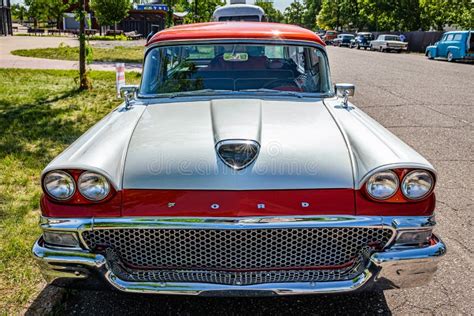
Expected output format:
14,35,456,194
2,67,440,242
107,248,367,285
82,227,393,271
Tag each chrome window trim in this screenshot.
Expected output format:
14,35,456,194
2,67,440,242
138,39,334,99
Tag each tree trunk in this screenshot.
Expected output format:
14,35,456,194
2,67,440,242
114,22,117,39
194,0,198,23
79,0,90,90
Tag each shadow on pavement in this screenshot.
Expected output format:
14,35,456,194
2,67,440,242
26,285,392,315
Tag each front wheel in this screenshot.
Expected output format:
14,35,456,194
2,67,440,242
427,50,434,59
379,46,384,52
357,44,360,50
447,51,455,62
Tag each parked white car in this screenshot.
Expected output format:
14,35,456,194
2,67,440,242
370,35,408,53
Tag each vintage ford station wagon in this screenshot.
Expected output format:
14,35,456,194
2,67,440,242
33,23,445,296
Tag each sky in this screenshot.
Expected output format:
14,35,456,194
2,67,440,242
226,0,293,11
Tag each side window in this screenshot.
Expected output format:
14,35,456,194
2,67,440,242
288,46,305,72
446,34,454,41
453,34,462,41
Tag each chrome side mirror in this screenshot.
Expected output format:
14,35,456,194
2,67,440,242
335,83,355,108
120,85,139,108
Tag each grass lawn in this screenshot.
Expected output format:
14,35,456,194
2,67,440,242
0,69,140,313
11,45,144,64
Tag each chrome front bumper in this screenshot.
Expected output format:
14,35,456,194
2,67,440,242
33,216,446,296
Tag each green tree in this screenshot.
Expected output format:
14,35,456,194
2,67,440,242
90,0,131,35
183,0,225,23
450,0,474,29
46,0,69,29
11,4,27,24
420,0,473,31
255,0,284,23
285,0,306,26
303,0,322,30
317,0,339,30
25,0,48,28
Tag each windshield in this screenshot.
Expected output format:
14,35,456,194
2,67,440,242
140,43,331,97
385,36,401,41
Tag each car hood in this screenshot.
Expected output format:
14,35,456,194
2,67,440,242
122,98,354,190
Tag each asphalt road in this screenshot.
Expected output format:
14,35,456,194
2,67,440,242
27,47,473,315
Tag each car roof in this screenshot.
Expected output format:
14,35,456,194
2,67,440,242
147,22,325,46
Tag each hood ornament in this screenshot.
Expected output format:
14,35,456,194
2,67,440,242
216,139,260,170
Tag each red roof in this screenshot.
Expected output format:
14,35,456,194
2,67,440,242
147,22,325,46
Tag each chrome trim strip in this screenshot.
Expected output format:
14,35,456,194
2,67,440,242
39,215,434,230
38,215,436,253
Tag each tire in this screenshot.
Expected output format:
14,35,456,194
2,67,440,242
447,51,455,62
379,46,384,52
357,44,360,50
427,50,434,59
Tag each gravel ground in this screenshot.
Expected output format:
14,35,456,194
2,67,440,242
26,46,473,315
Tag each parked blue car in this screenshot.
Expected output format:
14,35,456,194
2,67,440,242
425,31,474,62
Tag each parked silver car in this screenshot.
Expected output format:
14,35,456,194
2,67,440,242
370,34,408,52
33,22,445,296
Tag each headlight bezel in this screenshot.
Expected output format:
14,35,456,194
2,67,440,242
43,170,76,201
77,171,111,202
401,170,435,200
363,168,436,203
365,170,400,200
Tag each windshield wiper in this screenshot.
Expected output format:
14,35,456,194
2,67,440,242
238,88,303,98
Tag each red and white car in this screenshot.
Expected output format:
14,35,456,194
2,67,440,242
33,22,445,296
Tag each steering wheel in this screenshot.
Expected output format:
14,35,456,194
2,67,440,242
262,79,301,90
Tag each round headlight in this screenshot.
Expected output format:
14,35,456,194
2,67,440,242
402,170,434,200
366,171,399,200
78,172,111,201
43,171,75,200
